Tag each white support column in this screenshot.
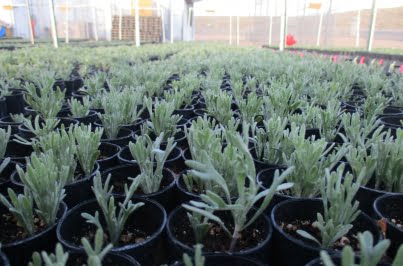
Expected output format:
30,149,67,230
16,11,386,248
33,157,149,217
268,10,273,45
355,9,361,47
161,7,166,42
25,0,34,44
48,0,58,48
236,15,239,46
170,0,174,43
119,4,122,40
279,0,287,51
104,0,112,41
367,0,377,52
229,16,232,44
92,6,98,41
65,0,69,43
316,11,323,46
134,0,140,46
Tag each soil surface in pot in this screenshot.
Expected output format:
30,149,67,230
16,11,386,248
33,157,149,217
72,222,149,247
0,212,47,244
110,174,171,195
280,219,359,251
381,201,403,230
172,214,266,252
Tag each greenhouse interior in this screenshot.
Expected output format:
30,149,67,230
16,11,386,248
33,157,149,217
0,0,403,266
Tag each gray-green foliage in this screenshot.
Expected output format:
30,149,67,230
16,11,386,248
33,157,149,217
24,79,65,119
68,96,91,118
250,117,288,165
0,78,20,96
297,165,364,248
282,124,347,198
203,90,234,126
182,244,205,266
73,124,103,177
29,243,69,266
16,116,60,141
81,172,144,245
120,88,145,125
320,231,403,266
128,133,176,193
0,126,11,159
98,90,125,139
145,97,182,138
82,228,113,266
183,125,294,251
80,72,107,96
236,92,263,124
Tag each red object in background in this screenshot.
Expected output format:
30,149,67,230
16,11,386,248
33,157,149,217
379,59,384,65
31,18,35,38
300,52,304,57
400,65,403,73
286,34,297,46
359,56,366,64
332,55,338,62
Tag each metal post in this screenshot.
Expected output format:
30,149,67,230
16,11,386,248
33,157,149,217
65,0,69,43
229,16,232,44
48,0,58,48
316,10,323,46
92,6,98,41
355,9,361,47
279,0,287,51
236,15,239,46
135,0,140,46
25,0,34,44
324,0,333,46
161,7,166,42
367,0,377,52
268,2,273,46
170,0,174,43
119,4,122,40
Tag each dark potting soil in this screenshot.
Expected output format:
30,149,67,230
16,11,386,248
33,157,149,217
67,253,126,266
172,218,265,252
109,175,170,195
0,212,47,244
382,201,403,230
0,174,8,183
280,219,359,251
72,223,149,247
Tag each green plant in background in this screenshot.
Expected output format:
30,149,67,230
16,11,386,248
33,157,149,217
0,126,11,160
183,126,294,251
98,91,125,139
145,97,182,138
317,99,343,142
29,243,69,266
73,124,103,177
297,165,365,248
237,92,263,124
203,90,234,126
0,78,20,96
120,88,145,125
24,79,65,119
361,93,391,121
68,96,91,118
182,244,205,266
82,228,114,266
320,231,403,266
79,72,107,96
82,172,144,245
250,117,288,165
282,124,347,198
128,133,176,193
10,113,27,123
164,88,186,109
17,116,60,140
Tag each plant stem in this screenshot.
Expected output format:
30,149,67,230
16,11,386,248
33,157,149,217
229,224,241,252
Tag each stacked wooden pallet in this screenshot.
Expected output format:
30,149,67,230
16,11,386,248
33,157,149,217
112,16,161,43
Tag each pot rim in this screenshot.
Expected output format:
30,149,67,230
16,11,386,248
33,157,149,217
373,194,403,233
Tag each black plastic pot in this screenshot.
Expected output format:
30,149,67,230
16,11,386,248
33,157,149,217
118,146,184,175
0,97,7,118
97,142,121,172
175,171,202,204
64,80,75,97
5,140,34,164
380,115,403,128
166,206,273,264
4,90,25,115
0,160,19,195
0,252,9,266
1,202,67,266
12,163,99,208
148,130,188,150
54,79,66,93
101,164,177,212
100,127,133,147
57,197,167,266
249,147,280,173
67,251,140,265
271,199,381,266
374,194,403,258
355,178,400,217
58,110,98,125
17,117,78,140
121,119,143,132
0,116,22,135
177,117,189,129
379,105,403,118
174,105,196,120
173,254,265,266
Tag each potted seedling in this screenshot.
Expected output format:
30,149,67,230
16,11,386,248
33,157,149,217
66,96,97,124
0,151,67,265
271,166,380,266
167,124,294,262
0,78,25,115
57,172,167,265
